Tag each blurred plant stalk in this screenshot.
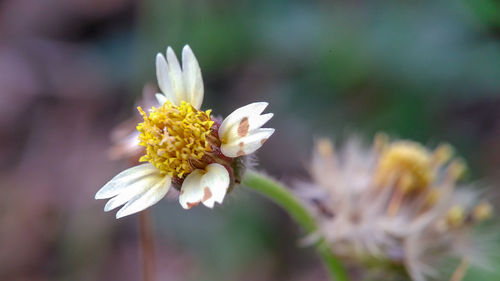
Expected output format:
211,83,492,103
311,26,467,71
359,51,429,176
449,259,468,281
139,209,156,281
242,170,349,281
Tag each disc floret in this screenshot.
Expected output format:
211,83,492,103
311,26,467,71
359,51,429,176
137,101,215,178
374,141,434,193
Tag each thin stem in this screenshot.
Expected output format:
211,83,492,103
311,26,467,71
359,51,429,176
138,210,156,281
449,259,468,281
242,170,349,281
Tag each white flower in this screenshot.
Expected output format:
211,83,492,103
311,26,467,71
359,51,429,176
96,45,274,218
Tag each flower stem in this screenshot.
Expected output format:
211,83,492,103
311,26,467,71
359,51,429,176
449,259,468,281
242,170,349,281
138,210,156,281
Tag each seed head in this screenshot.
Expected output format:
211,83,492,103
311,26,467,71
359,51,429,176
298,135,494,281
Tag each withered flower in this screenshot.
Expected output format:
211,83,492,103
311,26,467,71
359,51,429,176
298,135,494,281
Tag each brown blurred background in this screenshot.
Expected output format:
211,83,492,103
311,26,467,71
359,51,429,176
1,0,499,280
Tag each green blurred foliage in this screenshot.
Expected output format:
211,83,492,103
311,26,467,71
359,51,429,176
132,0,500,166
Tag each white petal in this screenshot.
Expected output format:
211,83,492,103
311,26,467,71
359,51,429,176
166,47,186,104
248,113,274,132
221,112,274,146
182,45,204,109
200,163,230,208
155,93,168,105
95,164,158,199
218,102,269,140
102,171,166,212
179,164,230,209
104,181,149,212
178,169,204,209
221,128,275,157
155,53,176,104
116,176,171,219
218,102,274,158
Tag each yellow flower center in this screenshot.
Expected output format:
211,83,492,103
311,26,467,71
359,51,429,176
136,101,215,178
374,141,434,193
446,205,466,228
473,202,493,222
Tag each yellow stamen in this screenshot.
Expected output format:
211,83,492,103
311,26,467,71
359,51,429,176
373,132,388,153
317,138,334,157
473,202,493,222
432,143,454,166
446,205,466,228
374,141,434,193
136,101,214,178
424,188,440,207
447,159,467,181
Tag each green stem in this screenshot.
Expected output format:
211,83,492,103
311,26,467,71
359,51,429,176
242,170,349,281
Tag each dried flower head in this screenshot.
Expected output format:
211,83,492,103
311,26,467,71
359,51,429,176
298,134,494,281
95,45,274,218
108,83,158,162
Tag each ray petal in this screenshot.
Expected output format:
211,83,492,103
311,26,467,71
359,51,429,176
199,163,230,208
155,53,176,104
221,128,275,157
218,102,269,139
178,169,204,209
95,164,159,199
181,45,204,109
115,176,171,218
166,47,186,103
